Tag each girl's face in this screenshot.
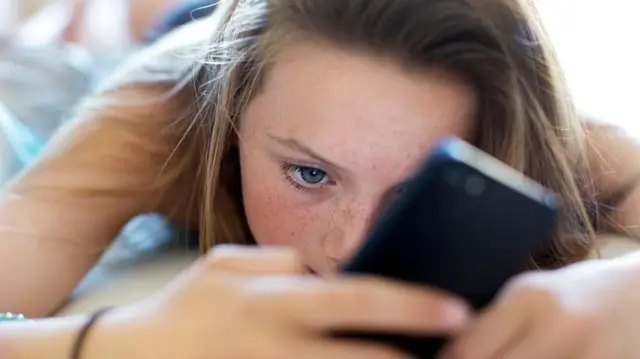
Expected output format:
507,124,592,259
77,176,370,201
238,40,476,274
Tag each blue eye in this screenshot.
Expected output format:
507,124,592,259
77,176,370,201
292,166,328,185
281,163,331,190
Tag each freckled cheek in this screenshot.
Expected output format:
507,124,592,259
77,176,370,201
242,177,322,247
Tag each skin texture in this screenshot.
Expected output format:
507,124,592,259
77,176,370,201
238,41,476,273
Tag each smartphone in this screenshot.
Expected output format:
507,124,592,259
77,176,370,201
336,137,558,358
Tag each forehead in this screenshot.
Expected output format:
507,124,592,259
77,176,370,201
243,40,477,179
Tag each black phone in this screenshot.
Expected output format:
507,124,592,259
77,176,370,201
336,137,558,358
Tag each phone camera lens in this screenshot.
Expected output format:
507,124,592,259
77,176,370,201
444,168,464,187
464,175,485,196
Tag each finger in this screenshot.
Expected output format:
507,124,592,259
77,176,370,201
298,338,413,359
439,299,528,359
203,244,305,274
250,275,471,335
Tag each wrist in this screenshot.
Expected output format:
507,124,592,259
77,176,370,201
0,315,86,359
79,305,149,359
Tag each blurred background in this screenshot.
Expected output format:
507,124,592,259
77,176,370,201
0,0,217,183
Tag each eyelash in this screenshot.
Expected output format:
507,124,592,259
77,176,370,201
280,163,330,192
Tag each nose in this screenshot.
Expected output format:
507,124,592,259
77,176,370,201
322,199,380,263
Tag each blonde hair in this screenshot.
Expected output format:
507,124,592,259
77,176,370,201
94,0,601,268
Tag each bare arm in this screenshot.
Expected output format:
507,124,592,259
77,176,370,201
1,307,143,359
0,84,196,317
0,316,86,359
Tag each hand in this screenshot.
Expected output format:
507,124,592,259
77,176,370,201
89,245,471,359
440,255,640,359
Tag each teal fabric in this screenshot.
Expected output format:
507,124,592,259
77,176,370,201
0,101,44,166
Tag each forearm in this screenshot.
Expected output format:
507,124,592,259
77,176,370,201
0,309,143,359
0,225,101,317
0,193,127,317
0,316,85,359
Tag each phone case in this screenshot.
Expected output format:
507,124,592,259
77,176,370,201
337,138,558,358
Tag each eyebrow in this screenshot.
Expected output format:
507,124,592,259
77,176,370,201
267,134,347,173
268,134,413,196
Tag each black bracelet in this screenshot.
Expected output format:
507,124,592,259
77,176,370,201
70,307,113,359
